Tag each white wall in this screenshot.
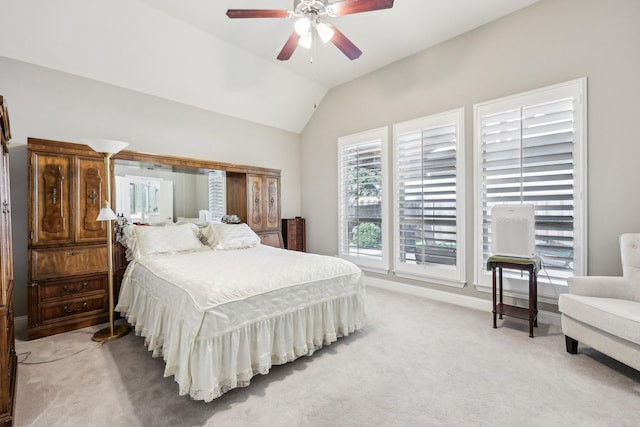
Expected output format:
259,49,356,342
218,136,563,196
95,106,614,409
1,56,302,317
0,0,325,133
300,0,640,303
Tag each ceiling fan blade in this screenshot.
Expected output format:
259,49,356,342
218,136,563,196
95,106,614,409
329,0,394,16
277,32,300,61
328,25,362,60
226,9,290,19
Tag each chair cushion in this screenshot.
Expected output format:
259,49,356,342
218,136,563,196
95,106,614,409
559,294,640,346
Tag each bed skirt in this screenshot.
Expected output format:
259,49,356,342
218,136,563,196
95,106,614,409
119,271,366,402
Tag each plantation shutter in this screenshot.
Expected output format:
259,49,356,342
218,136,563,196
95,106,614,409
338,128,388,271
208,170,226,222
397,124,458,267
480,96,577,284
393,109,465,285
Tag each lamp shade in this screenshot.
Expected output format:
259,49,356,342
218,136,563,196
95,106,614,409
298,31,312,49
316,22,334,43
97,207,118,221
83,138,129,155
294,16,311,36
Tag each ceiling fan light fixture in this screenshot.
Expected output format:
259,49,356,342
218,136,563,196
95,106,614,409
298,31,313,49
294,16,311,36
226,0,395,61
315,22,334,43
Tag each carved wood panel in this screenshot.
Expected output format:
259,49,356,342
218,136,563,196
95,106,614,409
266,177,279,230
76,157,106,242
247,175,264,230
43,165,65,233
84,169,101,230
32,153,72,245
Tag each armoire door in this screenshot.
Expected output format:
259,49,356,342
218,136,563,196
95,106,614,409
265,177,280,230
247,175,264,230
30,152,73,246
75,156,107,243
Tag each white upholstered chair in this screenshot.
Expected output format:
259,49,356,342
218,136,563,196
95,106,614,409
558,233,640,371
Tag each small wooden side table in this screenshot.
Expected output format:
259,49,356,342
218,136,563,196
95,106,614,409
487,255,541,337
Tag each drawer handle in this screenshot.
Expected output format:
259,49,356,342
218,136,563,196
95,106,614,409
63,282,88,293
63,302,88,314
68,251,86,256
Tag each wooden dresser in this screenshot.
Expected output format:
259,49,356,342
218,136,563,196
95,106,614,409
282,217,306,252
27,139,110,340
0,96,16,426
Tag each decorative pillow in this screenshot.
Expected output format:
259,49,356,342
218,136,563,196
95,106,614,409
200,223,218,247
203,223,261,250
134,223,204,256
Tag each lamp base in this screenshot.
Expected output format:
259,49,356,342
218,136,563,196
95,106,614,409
91,323,131,343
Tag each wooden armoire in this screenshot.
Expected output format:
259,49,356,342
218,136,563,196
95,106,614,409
226,171,283,248
0,96,16,426
27,139,111,340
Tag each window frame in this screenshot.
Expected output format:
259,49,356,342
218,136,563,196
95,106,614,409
473,78,588,301
337,127,390,273
392,108,466,287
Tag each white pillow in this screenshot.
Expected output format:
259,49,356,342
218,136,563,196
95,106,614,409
134,223,204,256
203,223,261,250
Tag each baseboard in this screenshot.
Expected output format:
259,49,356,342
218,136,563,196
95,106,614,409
365,276,561,326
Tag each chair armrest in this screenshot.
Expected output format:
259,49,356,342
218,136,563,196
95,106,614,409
567,276,634,299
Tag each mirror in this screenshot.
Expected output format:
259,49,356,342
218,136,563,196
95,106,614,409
114,160,226,224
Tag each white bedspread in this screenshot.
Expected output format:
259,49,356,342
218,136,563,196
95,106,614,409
116,245,365,401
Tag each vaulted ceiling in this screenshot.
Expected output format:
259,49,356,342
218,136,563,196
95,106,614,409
0,0,538,133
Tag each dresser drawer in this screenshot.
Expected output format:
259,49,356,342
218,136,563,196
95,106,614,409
38,294,107,325
37,276,107,303
31,246,107,280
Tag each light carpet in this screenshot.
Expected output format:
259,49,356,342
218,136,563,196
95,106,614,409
14,286,640,427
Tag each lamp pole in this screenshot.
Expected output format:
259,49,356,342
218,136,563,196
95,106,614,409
83,139,131,342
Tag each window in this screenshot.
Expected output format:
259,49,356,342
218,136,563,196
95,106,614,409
393,109,465,286
474,79,587,298
338,128,389,272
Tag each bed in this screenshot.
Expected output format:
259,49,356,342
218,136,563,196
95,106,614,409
114,222,366,402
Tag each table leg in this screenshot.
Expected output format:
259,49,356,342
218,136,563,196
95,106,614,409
533,271,538,327
492,266,497,328
498,267,503,319
529,268,534,337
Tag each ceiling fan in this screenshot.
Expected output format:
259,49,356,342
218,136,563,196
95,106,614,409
226,0,395,61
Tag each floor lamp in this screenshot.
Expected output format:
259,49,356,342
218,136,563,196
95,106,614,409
84,138,131,343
